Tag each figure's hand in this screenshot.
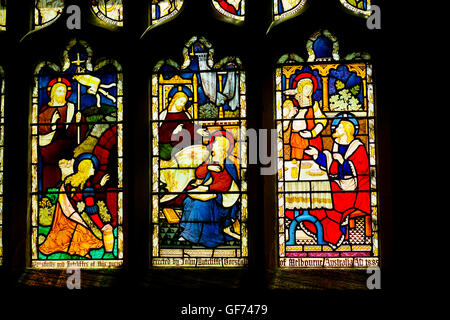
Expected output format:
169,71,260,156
304,146,319,158
51,111,61,124
333,153,345,165
100,174,110,186
196,128,209,137
207,164,222,172
299,130,312,138
173,123,183,135
75,111,82,123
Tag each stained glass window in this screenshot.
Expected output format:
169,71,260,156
0,66,4,265
34,0,65,30
339,0,371,18
31,39,124,268
150,0,183,28
91,0,124,27
0,1,6,31
212,0,245,23
276,30,379,268
151,36,248,267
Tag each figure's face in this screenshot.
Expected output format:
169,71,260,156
78,160,95,179
51,84,67,105
55,86,66,97
283,104,293,118
332,122,345,139
302,83,313,97
88,163,96,177
295,80,314,106
211,137,229,163
174,96,187,111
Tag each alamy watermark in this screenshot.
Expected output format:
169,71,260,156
66,267,81,289
66,5,81,30
366,266,381,290
367,5,381,30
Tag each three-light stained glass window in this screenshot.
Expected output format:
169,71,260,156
31,40,124,268
151,36,248,267
276,30,379,268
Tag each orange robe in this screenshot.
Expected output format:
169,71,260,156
290,104,323,160
39,185,102,257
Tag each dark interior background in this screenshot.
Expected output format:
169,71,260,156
0,0,402,314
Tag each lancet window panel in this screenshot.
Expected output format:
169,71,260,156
30,39,124,269
151,36,248,268
275,30,379,269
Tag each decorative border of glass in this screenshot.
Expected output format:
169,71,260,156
91,0,124,27
339,0,371,18
30,39,124,269
269,0,307,32
275,30,379,269
273,0,307,22
151,36,248,268
211,0,245,23
146,0,183,31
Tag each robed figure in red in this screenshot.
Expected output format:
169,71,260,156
305,113,371,246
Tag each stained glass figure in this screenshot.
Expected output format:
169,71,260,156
31,40,124,268
151,36,248,267
0,66,4,264
91,0,124,27
339,0,371,18
212,0,245,23
34,0,65,30
276,30,378,268
0,1,6,31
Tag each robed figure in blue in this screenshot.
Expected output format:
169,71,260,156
180,130,241,248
